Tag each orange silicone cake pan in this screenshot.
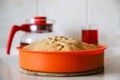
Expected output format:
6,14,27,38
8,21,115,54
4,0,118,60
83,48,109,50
17,45,106,73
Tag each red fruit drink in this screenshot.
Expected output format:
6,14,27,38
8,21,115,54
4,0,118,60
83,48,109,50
82,29,98,45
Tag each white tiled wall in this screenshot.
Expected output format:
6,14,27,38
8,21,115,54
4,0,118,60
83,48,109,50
0,0,120,50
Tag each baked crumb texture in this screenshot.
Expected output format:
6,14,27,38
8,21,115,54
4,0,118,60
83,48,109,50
23,36,98,51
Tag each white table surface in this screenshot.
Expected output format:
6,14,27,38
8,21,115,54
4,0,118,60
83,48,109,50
0,47,120,80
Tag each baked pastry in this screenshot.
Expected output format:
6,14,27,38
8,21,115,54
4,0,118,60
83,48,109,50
23,36,98,51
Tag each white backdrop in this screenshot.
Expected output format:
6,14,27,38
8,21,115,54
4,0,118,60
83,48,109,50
0,0,120,50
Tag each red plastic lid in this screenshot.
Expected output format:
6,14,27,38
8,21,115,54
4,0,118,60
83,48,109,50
34,16,47,25
34,16,46,19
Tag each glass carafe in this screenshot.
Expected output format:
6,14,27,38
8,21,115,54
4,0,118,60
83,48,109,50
6,16,56,54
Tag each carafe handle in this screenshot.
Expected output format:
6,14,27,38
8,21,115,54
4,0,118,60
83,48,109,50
6,24,30,55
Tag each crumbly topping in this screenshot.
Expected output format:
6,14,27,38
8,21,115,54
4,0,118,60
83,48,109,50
23,36,98,51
